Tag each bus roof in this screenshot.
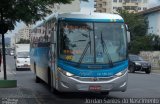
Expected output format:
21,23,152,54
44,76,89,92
58,12,124,22
32,12,124,30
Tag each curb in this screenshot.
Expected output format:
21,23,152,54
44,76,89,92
0,80,17,88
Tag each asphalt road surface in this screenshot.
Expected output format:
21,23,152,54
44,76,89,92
1,55,160,104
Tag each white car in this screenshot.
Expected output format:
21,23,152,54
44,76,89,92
15,51,30,70
10,51,14,56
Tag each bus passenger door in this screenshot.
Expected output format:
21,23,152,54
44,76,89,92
49,43,56,89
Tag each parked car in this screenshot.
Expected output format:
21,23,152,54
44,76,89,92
10,50,14,56
128,54,151,74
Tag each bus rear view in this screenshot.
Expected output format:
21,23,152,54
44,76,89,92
56,13,128,94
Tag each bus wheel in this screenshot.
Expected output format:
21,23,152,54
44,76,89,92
34,63,36,74
34,63,40,83
51,87,59,95
36,76,41,83
48,68,51,89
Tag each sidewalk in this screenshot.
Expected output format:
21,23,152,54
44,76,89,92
0,64,16,80
0,64,17,88
151,69,160,74
151,67,160,74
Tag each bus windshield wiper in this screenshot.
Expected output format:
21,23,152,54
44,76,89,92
73,40,86,42
100,32,113,67
76,41,91,67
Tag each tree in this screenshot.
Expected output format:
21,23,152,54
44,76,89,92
129,35,153,54
0,0,88,30
117,9,150,54
0,0,89,80
117,9,148,40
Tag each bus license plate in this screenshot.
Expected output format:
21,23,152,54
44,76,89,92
89,86,101,91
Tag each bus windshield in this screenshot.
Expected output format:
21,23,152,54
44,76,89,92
59,21,127,64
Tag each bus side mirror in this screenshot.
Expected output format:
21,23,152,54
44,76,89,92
127,31,130,43
125,24,130,43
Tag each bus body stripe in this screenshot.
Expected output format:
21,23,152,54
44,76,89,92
58,60,128,77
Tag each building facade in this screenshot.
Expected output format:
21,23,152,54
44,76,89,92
139,6,160,36
15,26,32,43
94,0,148,13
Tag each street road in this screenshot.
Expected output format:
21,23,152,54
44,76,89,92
1,55,160,104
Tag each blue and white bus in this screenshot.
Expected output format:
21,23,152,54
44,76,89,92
30,12,129,94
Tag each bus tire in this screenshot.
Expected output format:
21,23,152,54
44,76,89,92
51,87,59,95
48,68,51,89
36,76,41,83
34,63,40,83
34,63,36,74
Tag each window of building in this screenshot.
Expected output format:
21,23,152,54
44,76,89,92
143,7,147,10
113,7,117,9
99,4,102,7
131,0,138,3
118,7,122,10
123,6,130,10
124,0,130,3
138,0,142,3
113,0,117,2
143,0,147,3
130,6,137,10
103,8,106,12
103,2,106,6
138,7,141,10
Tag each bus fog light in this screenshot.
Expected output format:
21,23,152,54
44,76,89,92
66,72,74,77
115,69,127,77
115,72,123,77
57,67,74,77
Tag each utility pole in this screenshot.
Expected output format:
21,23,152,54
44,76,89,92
0,9,8,80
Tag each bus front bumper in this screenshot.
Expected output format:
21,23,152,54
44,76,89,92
56,70,128,92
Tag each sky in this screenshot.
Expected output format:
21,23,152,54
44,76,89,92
148,0,160,8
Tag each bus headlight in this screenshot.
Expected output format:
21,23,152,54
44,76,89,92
115,69,127,77
57,67,74,77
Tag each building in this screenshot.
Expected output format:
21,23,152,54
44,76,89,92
94,0,148,13
139,6,160,36
14,0,80,44
15,26,32,43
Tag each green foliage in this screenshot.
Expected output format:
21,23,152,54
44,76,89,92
16,39,30,44
117,9,148,40
0,0,74,30
129,36,152,54
117,9,160,54
128,34,160,54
